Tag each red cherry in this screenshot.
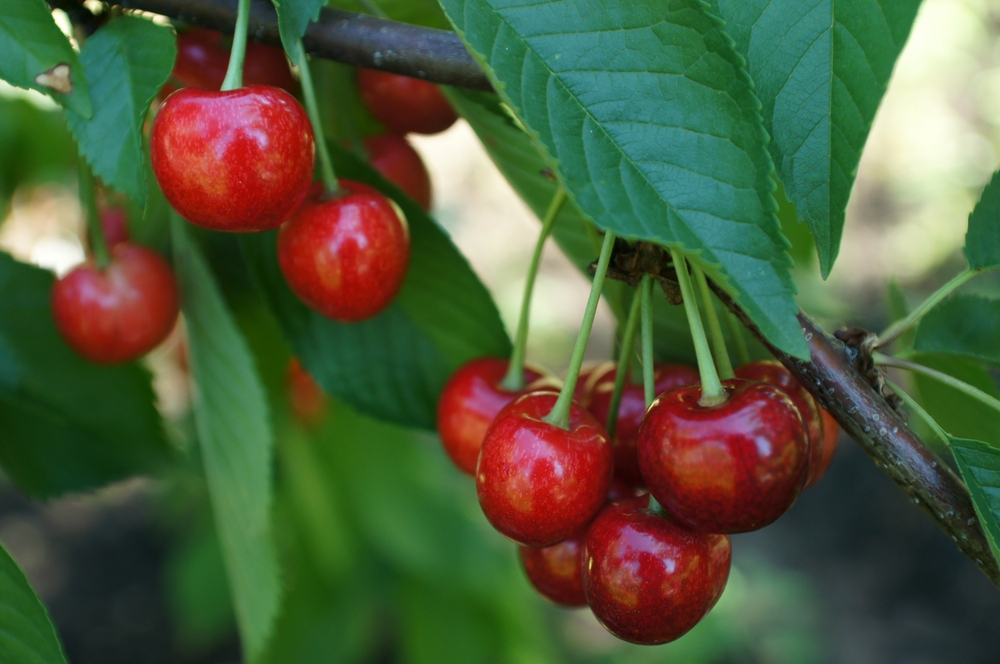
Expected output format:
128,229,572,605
363,133,432,211
476,391,613,547
588,363,700,486
98,207,129,248
583,495,731,645
518,529,587,607
812,409,840,486
436,358,545,475
572,360,614,408
287,357,328,426
150,86,315,232
171,29,297,94
277,180,410,322
357,69,458,135
637,378,809,533
51,243,179,364
606,475,643,503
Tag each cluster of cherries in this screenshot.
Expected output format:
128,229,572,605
437,355,839,644
53,27,457,363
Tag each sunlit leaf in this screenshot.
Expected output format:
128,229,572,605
965,169,1000,271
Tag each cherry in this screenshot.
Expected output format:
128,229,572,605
583,495,731,645
572,361,614,408
436,357,546,475
51,243,179,364
150,86,315,232
357,69,458,135
287,357,328,426
812,409,841,486
637,378,809,533
518,529,587,607
606,475,643,503
587,363,700,486
364,133,432,211
169,28,296,95
476,391,613,547
99,208,129,248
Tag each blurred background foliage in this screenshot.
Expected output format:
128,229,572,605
2,0,1000,662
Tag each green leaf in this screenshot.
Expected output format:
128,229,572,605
438,0,808,359
0,252,174,497
0,97,74,219
271,0,325,62
708,0,921,276
0,0,91,117
0,540,68,664
330,0,450,29
241,142,510,429
172,219,282,661
965,169,1000,271
911,353,1000,449
949,437,1000,568
65,15,175,207
913,295,1000,366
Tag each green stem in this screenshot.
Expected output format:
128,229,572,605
606,289,642,439
78,159,109,268
874,352,1000,416
725,310,751,366
640,274,655,408
878,270,979,348
694,265,734,380
543,231,616,429
220,0,251,91
297,42,339,194
670,250,725,406
885,378,951,446
501,186,567,390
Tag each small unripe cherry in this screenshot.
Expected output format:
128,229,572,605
357,69,458,135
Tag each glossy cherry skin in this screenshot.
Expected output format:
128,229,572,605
476,391,614,547
51,244,179,364
287,357,328,427
811,409,841,486
637,379,809,534
519,529,587,607
436,357,545,476
357,68,458,135
364,133,432,211
150,86,315,232
170,28,297,94
583,495,731,645
588,363,700,486
277,180,410,322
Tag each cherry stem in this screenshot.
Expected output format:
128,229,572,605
874,352,1000,416
878,269,983,349
219,0,251,90
725,309,751,366
297,41,340,194
885,378,951,446
694,265,734,380
670,249,725,407
605,287,642,439
543,230,616,429
78,159,109,268
640,274,655,409
501,186,567,390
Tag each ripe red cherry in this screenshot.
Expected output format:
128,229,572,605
518,529,587,607
150,86,315,232
587,363,699,486
583,495,731,645
436,358,546,475
277,180,410,322
364,133,432,211
476,391,613,547
287,357,328,426
51,243,179,364
572,360,614,408
357,69,458,135
170,28,296,94
812,409,841,486
99,208,129,248
637,378,809,533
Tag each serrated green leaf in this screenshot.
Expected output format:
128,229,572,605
965,170,1000,271
271,0,325,62
0,0,91,117
438,0,807,359
172,219,282,661
0,540,68,664
911,353,1000,449
241,142,510,429
913,295,1000,366
65,15,175,207
949,437,1000,568
708,0,921,276
0,251,174,497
